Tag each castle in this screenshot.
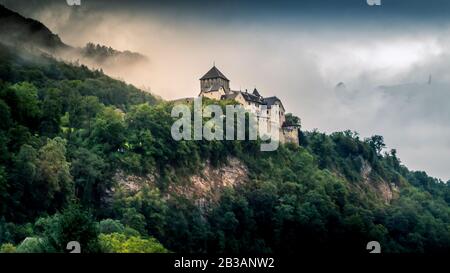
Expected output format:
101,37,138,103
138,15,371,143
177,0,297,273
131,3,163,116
198,66,299,145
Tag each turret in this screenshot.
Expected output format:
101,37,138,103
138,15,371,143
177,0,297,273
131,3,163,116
200,66,230,93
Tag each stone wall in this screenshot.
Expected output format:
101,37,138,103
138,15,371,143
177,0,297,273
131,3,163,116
200,88,225,100
281,126,299,145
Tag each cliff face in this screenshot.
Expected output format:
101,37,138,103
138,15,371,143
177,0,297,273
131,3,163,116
113,156,399,211
359,160,400,204
183,157,248,202
281,127,300,145
113,157,248,205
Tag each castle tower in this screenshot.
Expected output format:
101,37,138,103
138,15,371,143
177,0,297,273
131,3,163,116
200,66,230,93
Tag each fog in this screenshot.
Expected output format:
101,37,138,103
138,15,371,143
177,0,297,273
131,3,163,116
1,0,450,181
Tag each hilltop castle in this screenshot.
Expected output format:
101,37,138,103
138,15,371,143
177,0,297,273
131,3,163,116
198,66,299,145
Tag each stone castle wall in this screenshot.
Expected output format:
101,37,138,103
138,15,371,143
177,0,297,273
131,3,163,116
281,126,299,146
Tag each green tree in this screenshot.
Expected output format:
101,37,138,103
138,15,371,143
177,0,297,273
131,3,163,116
15,237,47,253
121,208,147,236
0,98,12,131
70,148,108,207
367,135,386,155
35,137,74,210
10,82,41,128
36,204,100,253
99,233,168,253
0,243,16,253
284,113,301,127
91,106,126,152
0,167,8,215
9,144,38,220
39,88,63,137
99,219,125,234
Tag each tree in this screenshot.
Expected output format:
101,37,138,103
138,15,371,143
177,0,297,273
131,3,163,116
35,137,74,211
36,204,100,253
9,144,38,220
121,208,147,236
80,96,103,133
0,167,8,215
9,82,41,128
0,131,9,164
70,148,108,207
0,243,16,253
99,219,125,234
284,113,301,127
0,98,12,131
65,95,103,132
39,88,63,137
15,237,47,253
91,106,126,152
367,135,386,155
99,233,168,253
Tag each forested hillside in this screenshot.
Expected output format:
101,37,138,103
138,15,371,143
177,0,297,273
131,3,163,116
0,41,449,254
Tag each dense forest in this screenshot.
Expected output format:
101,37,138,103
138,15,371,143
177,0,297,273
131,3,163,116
0,42,449,254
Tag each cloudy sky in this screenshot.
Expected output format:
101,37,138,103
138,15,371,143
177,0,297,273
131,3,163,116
2,0,450,181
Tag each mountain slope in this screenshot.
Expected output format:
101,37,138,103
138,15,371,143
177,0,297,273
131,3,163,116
0,43,449,253
0,4,68,51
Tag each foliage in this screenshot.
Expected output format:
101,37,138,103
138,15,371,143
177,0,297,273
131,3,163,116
15,237,47,253
99,219,126,234
99,233,168,253
284,113,301,127
0,243,16,253
34,204,100,253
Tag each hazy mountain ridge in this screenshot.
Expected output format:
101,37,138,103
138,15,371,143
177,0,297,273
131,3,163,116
80,42,148,64
0,4,149,75
0,4,68,51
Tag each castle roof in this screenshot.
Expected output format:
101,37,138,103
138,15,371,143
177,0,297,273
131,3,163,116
221,91,240,100
222,90,266,104
200,66,229,81
241,91,265,104
264,96,284,110
252,88,261,97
